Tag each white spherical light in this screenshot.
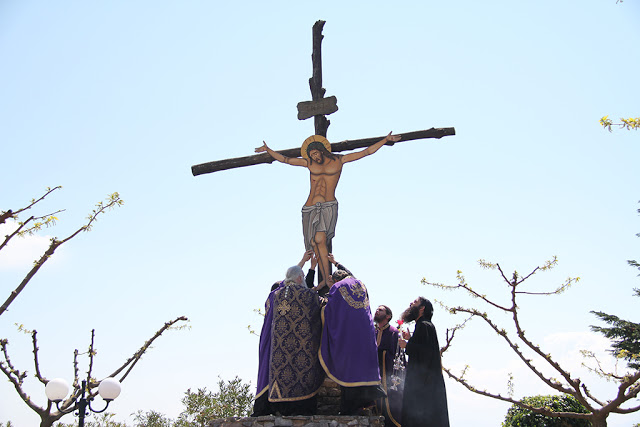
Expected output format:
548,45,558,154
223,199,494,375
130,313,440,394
45,378,69,402
98,377,121,401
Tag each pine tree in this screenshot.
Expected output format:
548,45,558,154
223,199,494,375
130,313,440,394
590,204,640,369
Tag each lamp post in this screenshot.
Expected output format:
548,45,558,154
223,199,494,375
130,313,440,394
45,377,121,427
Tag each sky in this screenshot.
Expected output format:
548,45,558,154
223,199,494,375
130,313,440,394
1,1,639,426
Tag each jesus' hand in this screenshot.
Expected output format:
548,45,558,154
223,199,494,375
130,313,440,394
255,141,268,153
386,132,402,143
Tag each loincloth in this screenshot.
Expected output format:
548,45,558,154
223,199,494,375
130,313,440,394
301,200,338,251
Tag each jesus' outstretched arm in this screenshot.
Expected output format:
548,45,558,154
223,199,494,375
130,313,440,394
255,141,307,167
340,131,401,164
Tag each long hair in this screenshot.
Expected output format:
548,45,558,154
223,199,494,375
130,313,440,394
417,296,434,321
306,141,337,164
285,265,304,285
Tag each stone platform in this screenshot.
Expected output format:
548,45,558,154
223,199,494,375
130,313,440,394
208,415,385,427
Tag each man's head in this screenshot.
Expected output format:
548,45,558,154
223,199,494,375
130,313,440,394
301,135,337,165
331,269,350,285
306,141,336,165
401,297,433,323
285,265,304,286
374,305,393,325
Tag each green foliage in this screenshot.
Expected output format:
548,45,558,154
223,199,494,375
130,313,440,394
55,412,127,427
600,115,640,131
590,203,640,369
591,301,640,370
64,377,254,427
131,410,172,427
502,394,592,427
175,377,254,426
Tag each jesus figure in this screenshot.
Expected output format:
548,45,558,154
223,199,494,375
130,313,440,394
255,131,401,289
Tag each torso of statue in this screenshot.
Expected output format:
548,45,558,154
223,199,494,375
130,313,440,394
304,156,343,206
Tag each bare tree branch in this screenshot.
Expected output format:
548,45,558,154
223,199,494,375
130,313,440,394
0,338,46,417
1,315,188,426
109,315,189,381
443,366,592,420
0,186,62,226
0,192,123,317
87,329,96,387
426,257,640,424
31,330,47,385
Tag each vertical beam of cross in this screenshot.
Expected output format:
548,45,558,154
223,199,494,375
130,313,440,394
310,20,330,138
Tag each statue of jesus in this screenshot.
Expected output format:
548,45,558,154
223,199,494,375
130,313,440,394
255,132,401,289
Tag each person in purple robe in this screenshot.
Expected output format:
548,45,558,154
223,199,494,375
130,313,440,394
252,265,325,416
398,297,450,427
374,305,403,427
319,269,386,415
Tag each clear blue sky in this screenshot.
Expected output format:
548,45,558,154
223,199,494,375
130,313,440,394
1,1,639,425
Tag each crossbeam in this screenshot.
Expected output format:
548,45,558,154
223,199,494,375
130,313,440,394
191,127,455,176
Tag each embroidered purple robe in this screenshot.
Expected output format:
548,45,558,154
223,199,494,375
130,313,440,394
319,276,381,387
255,282,282,400
255,281,324,403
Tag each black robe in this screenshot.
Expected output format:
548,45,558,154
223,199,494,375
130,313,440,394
401,317,450,427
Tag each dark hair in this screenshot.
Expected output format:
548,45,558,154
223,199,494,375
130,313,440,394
271,281,281,291
307,141,337,163
381,305,393,320
331,269,350,283
417,297,434,320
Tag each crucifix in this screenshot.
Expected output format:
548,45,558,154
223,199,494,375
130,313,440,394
192,20,455,288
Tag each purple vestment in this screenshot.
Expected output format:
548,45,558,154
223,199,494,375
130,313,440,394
255,282,282,399
376,323,403,426
255,281,324,403
319,276,381,387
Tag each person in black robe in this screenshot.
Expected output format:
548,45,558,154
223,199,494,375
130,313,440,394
374,305,403,426
398,297,450,427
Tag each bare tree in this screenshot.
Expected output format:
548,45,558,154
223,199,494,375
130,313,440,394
1,186,124,317
1,187,190,426
0,316,189,427
423,257,640,427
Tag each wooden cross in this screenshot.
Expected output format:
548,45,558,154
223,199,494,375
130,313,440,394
191,20,455,287
191,20,454,176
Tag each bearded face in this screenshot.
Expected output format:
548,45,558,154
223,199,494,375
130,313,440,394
374,305,389,324
401,303,422,323
309,149,324,164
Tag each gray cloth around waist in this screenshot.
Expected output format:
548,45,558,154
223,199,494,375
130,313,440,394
301,200,338,250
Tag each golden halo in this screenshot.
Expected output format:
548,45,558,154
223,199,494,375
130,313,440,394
301,135,331,160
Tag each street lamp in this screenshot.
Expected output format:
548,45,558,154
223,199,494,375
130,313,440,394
45,377,121,426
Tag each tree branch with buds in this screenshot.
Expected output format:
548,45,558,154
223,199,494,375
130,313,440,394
424,257,640,427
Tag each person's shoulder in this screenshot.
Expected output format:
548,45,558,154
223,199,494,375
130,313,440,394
415,318,431,330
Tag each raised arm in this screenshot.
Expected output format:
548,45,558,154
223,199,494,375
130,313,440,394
255,141,308,167
341,131,401,164
297,249,314,268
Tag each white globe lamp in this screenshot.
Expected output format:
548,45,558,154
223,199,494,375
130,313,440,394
45,378,70,402
98,377,121,401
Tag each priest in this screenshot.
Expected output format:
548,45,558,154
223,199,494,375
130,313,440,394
252,265,325,416
319,270,385,415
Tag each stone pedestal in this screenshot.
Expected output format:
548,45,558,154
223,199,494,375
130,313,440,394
208,415,384,427
317,378,341,415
